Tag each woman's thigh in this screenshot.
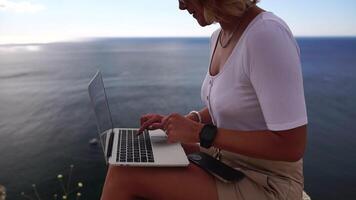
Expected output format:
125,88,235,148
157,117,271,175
101,145,218,200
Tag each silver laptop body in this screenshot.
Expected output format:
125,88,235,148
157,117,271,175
88,71,189,167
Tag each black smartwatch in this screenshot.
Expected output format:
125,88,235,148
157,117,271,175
199,124,218,148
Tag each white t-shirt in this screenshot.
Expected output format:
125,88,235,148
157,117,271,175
201,12,308,131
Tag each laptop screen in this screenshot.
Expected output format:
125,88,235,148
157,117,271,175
88,71,114,160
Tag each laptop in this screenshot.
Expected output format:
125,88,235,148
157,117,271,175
88,70,189,167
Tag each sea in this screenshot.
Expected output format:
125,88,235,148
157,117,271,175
0,37,355,200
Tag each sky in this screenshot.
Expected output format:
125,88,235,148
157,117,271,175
0,0,356,44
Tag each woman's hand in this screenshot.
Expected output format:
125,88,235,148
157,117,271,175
161,113,203,144
138,113,165,133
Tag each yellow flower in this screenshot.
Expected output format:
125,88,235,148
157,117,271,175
76,192,81,197
77,182,83,187
57,174,63,179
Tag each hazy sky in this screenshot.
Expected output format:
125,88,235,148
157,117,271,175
0,0,356,44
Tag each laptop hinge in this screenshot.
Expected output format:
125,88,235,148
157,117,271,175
106,129,114,159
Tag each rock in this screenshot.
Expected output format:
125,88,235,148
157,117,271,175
0,185,6,200
89,138,98,145
303,191,311,200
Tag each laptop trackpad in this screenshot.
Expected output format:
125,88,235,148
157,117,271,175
150,135,168,144
149,129,189,166
149,129,168,142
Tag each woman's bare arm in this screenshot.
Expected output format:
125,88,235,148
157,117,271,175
212,125,307,162
165,113,307,162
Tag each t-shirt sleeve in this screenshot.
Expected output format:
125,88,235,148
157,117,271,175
210,29,220,55
246,21,308,131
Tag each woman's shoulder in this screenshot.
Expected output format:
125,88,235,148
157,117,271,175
209,28,221,49
210,29,221,41
246,12,295,42
239,12,301,72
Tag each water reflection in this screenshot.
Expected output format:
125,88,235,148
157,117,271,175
0,45,42,52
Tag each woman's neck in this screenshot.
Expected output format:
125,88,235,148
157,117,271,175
219,17,242,35
219,6,262,35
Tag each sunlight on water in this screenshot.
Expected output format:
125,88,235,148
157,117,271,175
0,45,42,52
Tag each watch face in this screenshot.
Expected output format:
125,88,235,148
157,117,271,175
200,124,218,148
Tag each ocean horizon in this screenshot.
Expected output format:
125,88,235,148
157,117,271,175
1,36,356,46
1,37,356,200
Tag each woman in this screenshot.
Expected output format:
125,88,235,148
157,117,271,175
101,0,307,199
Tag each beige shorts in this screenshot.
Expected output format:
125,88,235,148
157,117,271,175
200,147,303,200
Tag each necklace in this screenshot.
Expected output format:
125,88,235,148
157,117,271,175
218,23,241,48
218,6,254,48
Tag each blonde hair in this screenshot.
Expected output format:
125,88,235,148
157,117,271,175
200,0,259,24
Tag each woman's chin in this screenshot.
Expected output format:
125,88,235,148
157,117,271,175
196,18,209,27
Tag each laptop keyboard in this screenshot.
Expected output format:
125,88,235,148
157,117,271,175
117,129,155,163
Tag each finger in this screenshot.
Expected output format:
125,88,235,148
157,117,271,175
167,133,176,144
140,114,155,126
138,122,148,133
167,137,173,144
138,122,151,133
165,127,172,136
160,115,171,131
167,124,174,133
149,123,163,130
139,114,165,133
143,114,164,129
140,115,150,126
138,117,158,133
